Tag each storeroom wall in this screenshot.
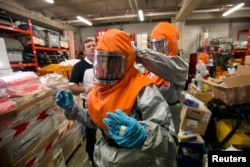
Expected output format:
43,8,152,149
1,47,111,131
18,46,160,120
79,20,249,60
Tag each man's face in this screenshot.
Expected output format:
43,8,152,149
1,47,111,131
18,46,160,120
84,41,96,62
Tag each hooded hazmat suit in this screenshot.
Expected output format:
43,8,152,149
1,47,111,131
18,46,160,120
195,53,209,91
56,29,178,167
137,22,188,133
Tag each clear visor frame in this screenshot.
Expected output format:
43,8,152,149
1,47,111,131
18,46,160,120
149,38,168,54
93,50,126,85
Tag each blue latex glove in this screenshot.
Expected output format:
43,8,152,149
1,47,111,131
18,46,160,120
132,45,138,52
103,109,146,148
56,90,74,111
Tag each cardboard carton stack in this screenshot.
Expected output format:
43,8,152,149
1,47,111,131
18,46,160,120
204,65,250,106
0,71,83,167
51,101,82,161
180,104,212,136
245,55,250,66
187,83,214,105
0,89,64,167
178,95,211,167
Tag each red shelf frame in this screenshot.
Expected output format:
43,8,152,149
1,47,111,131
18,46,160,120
35,46,69,52
0,19,71,73
0,19,39,72
0,24,31,35
10,63,37,67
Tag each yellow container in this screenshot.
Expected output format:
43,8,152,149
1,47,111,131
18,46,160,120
203,83,208,92
216,119,250,148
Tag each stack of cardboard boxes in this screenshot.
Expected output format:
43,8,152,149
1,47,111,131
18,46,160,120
178,88,212,167
204,65,250,149
0,80,82,167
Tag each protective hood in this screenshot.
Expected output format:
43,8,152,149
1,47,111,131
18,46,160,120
87,29,152,130
148,22,179,87
151,22,179,56
198,53,209,64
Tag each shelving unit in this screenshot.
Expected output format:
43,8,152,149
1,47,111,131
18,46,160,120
0,19,71,73
0,19,39,72
197,28,250,64
189,28,250,77
35,46,70,52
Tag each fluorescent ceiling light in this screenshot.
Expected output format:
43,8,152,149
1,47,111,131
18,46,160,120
222,3,245,16
46,0,54,4
76,16,93,26
138,10,144,21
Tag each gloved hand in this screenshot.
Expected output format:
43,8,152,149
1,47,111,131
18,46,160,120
56,90,74,111
132,45,138,52
131,43,138,57
103,109,146,148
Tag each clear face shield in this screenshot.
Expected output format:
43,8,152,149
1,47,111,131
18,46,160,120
149,38,168,54
93,51,126,85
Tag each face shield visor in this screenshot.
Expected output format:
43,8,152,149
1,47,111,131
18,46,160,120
93,51,126,85
149,38,168,54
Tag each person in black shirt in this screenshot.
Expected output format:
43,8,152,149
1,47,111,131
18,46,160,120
68,38,96,167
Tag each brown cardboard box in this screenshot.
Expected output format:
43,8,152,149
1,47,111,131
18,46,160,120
60,125,81,161
180,105,211,135
0,129,58,167
57,119,76,142
187,84,214,105
39,148,66,167
235,65,250,76
244,55,250,65
204,65,250,105
14,129,59,167
0,111,57,167
0,89,53,124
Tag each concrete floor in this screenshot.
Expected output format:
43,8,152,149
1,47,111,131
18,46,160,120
66,139,93,167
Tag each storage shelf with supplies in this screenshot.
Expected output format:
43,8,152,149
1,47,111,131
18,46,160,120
0,19,39,72
0,18,71,73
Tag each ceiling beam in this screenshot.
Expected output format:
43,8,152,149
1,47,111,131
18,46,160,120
22,0,98,10
188,9,250,21
0,1,75,31
175,0,203,22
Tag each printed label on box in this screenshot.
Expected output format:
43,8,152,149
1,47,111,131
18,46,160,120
202,112,211,123
186,119,198,128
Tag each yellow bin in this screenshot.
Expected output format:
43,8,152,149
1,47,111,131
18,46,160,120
216,119,250,149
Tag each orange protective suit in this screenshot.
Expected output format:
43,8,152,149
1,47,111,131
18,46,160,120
87,29,152,129
146,22,179,87
195,52,209,91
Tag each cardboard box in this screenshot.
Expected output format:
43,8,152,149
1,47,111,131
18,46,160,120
12,129,59,167
57,119,76,142
0,109,57,166
187,84,214,105
204,65,250,105
0,89,53,128
60,125,81,161
39,148,66,167
245,55,250,65
180,105,211,135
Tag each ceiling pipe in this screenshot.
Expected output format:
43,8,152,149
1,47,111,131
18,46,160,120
62,11,178,23
62,6,250,23
128,0,135,12
134,0,139,9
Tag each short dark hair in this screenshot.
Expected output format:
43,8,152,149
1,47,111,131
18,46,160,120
83,38,94,50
